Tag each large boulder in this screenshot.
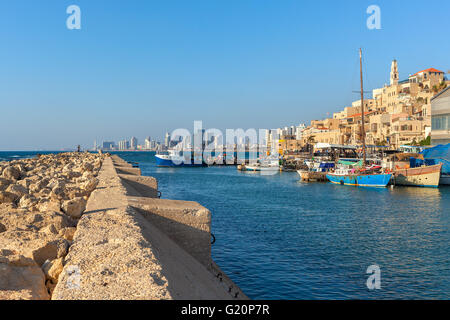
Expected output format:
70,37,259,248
0,191,18,204
42,257,64,283
18,195,38,209
80,178,98,194
6,184,28,198
2,166,20,180
29,178,49,193
0,177,11,191
81,162,94,173
59,227,76,241
0,249,50,300
0,230,69,266
36,200,61,213
61,197,87,219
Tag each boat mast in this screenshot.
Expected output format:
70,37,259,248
359,48,366,166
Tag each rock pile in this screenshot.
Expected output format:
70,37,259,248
0,152,104,299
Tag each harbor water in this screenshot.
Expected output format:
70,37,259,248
2,151,449,299
115,152,449,300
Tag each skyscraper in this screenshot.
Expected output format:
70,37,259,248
144,137,151,149
130,137,138,150
164,132,170,147
102,141,115,150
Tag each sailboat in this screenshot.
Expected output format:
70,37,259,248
326,49,392,187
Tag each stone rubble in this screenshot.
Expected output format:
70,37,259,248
0,152,104,299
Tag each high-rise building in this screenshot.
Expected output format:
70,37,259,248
118,140,129,150
295,124,306,140
164,132,171,147
102,141,115,150
144,136,151,149
130,137,138,150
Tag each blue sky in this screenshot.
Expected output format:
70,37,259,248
1,0,449,150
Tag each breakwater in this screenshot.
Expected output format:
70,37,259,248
0,153,246,300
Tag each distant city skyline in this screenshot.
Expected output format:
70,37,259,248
1,0,449,150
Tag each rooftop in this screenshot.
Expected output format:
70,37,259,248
412,68,444,76
347,111,374,118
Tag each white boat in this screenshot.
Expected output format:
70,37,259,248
243,156,280,172
155,149,205,167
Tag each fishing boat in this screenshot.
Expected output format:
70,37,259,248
327,168,392,187
392,164,442,188
241,156,280,172
326,48,392,188
383,153,442,188
155,149,206,167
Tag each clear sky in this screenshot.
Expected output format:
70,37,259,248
1,0,449,150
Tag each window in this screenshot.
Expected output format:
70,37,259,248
432,114,450,131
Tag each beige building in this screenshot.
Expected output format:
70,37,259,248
294,60,446,152
389,116,426,148
431,86,450,144
278,139,303,154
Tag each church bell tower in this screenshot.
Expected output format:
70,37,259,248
390,59,399,85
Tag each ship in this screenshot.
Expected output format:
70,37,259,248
155,149,206,167
383,153,442,188
325,49,392,188
326,168,392,187
240,155,280,172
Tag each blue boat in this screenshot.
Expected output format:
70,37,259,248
155,150,206,167
326,171,392,187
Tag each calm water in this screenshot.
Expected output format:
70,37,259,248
2,151,449,299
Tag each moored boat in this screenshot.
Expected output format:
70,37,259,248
242,156,280,172
392,164,442,188
383,153,442,188
326,169,392,187
155,150,206,167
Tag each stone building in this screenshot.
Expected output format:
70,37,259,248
431,86,450,145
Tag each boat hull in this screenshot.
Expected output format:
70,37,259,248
245,166,279,172
392,164,442,188
326,173,392,187
155,155,205,167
